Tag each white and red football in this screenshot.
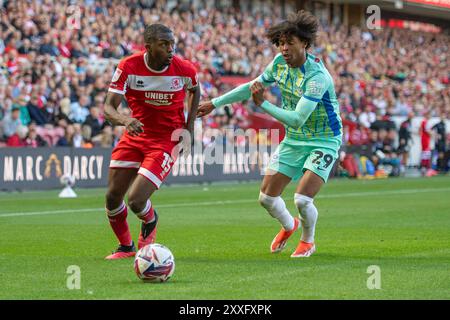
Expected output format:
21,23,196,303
134,243,175,283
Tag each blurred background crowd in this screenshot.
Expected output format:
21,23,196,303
0,0,449,175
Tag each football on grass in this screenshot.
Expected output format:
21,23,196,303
134,244,175,282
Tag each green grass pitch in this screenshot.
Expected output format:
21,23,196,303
0,177,449,299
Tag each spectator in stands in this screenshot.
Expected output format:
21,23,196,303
39,34,59,56
384,113,397,129
369,112,387,133
394,95,411,116
398,112,414,171
373,93,388,116
92,124,113,148
81,125,94,148
26,94,48,125
83,106,103,138
12,96,31,126
112,126,124,147
359,105,376,129
1,106,22,139
432,113,448,173
72,123,84,148
369,128,401,177
6,125,28,147
25,124,48,147
56,124,75,147
354,123,370,146
69,96,90,124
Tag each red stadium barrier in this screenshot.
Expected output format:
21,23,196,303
246,113,285,144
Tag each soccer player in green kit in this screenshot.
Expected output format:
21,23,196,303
197,11,342,257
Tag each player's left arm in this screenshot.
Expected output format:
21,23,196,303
251,72,329,129
182,68,201,155
186,85,201,133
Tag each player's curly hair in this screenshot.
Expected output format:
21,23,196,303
266,10,319,50
144,24,173,43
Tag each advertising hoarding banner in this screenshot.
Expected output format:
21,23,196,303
0,147,271,191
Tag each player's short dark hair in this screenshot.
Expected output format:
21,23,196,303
266,10,319,50
144,24,173,43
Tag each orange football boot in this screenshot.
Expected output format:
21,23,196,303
270,217,300,253
290,240,316,258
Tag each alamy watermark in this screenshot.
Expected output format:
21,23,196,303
366,265,381,290
66,265,81,290
169,128,281,176
366,5,382,30
66,5,81,30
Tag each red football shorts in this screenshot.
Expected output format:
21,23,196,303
109,137,178,189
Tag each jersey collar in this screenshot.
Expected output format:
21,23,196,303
144,52,169,73
300,53,308,74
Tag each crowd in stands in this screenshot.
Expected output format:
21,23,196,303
1,0,448,174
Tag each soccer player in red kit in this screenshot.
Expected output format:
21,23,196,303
420,112,432,176
103,24,200,259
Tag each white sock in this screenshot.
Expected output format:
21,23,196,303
259,192,295,231
106,201,126,217
294,193,318,243
133,200,156,223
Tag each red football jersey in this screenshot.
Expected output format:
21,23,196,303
108,51,198,142
420,119,431,151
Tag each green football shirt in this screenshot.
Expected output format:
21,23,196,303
258,53,342,139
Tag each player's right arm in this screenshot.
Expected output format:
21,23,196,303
197,58,276,117
250,71,330,130
104,92,143,137
104,60,144,137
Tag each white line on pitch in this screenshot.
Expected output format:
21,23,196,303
0,187,449,218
